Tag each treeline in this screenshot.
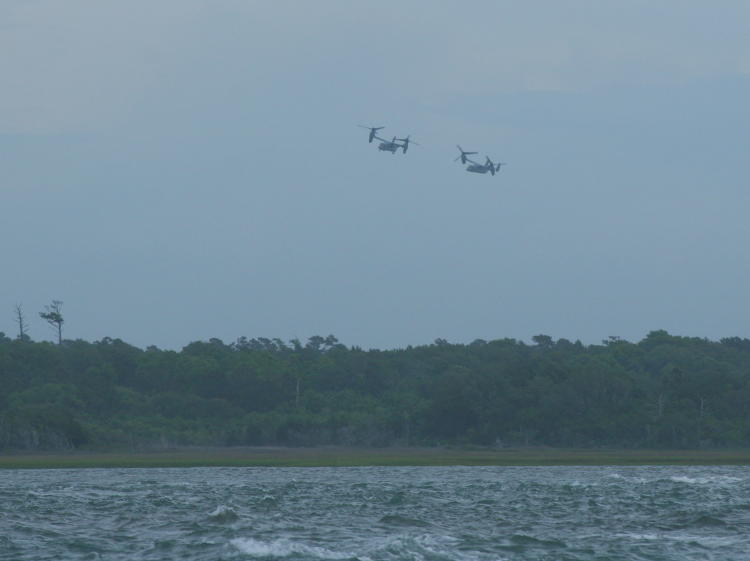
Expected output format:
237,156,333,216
1,331,750,451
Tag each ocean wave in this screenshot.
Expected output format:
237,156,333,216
367,534,491,561
230,534,476,561
618,532,742,548
378,514,430,527
230,537,360,560
605,473,647,484
7,466,750,561
616,532,661,541
207,505,238,523
669,475,743,485
668,534,742,547
508,534,567,548
259,494,279,507
689,515,728,527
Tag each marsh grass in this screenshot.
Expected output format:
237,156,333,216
3,447,750,469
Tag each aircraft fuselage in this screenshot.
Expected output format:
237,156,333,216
379,142,400,153
466,164,490,173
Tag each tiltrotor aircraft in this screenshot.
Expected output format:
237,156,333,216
358,125,419,154
455,146,506,176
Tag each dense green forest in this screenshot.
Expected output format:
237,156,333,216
1,331,750,451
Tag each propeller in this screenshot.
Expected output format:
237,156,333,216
357,125,384,143
396,135,420,154
485,157,507,176
455,145,477,164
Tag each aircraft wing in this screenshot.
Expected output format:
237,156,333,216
373,135,390,143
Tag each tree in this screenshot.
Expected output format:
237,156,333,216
39,300,64,344
14,303,30,341
532,334,554,348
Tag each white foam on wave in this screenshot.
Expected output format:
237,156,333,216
230,534,492,561
669,534,740,547
209,505,233,517
605,473,647,484
618,532,740,548
208,504,239,523
230,537,365,560
364,533,492,561
617,532,660,541
669,475,743,485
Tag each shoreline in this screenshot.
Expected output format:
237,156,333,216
3,447,750,469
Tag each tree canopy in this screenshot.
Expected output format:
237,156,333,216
1,331,749,450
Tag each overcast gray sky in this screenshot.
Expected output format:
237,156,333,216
2,1,750,349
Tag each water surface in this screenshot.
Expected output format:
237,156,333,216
2,465,749,560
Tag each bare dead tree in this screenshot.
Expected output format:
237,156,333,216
14,303,29,341
39,300,64,344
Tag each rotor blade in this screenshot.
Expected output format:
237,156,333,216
396,138,420,146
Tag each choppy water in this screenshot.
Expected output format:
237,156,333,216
1,465,749,560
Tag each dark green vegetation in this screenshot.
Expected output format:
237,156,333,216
1,331,750,452
4,448,750,469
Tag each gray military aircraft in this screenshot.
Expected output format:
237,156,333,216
455,146,506,176
358,125,418,154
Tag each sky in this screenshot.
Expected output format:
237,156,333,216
2,1,750,349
